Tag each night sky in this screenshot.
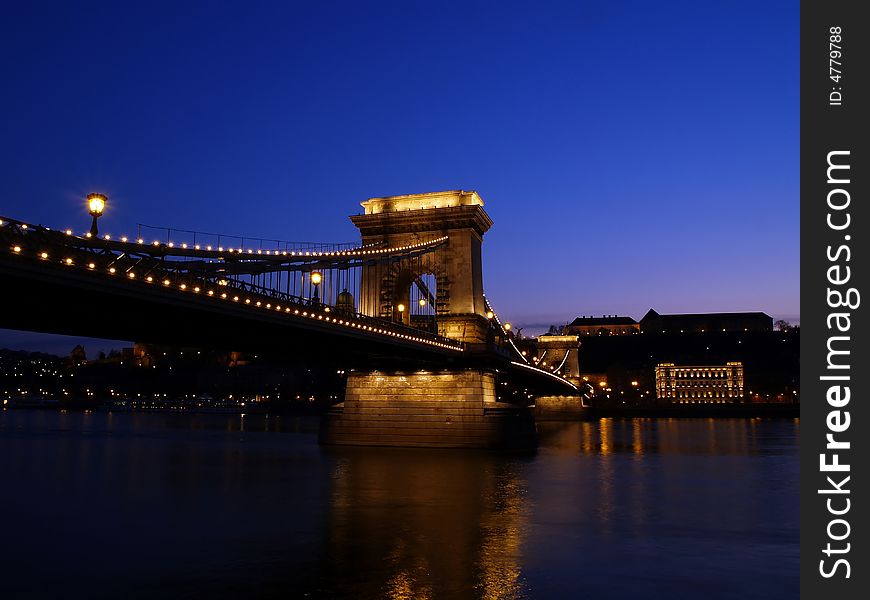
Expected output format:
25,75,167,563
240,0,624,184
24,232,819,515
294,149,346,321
1,1,798,353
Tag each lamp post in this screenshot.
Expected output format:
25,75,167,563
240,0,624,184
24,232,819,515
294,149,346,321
310,271,322,304
397,303,406,324
87,193,106,237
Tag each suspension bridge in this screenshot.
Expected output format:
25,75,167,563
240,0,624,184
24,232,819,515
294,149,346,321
0,190,580,448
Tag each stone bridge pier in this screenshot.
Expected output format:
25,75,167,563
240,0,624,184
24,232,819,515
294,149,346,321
320,369,536,449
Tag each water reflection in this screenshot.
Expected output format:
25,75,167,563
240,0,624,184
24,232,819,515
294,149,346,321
528,419,799,599
0,412,799,599
537,417,798,456
322,447,528,600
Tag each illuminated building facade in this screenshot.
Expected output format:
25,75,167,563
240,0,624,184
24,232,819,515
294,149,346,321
655,362,745,403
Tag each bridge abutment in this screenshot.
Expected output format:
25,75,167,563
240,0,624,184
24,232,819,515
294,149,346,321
320,369,537,450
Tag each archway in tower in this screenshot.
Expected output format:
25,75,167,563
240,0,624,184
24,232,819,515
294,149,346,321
390,269,438,333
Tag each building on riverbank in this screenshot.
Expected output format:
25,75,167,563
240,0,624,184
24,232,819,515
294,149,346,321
654,362,745,403
566,315,640,336
640,309,773,334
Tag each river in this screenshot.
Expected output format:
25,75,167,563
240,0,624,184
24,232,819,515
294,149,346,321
0,410,798,599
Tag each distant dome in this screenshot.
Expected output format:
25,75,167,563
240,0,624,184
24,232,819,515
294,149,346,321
336,289,355,312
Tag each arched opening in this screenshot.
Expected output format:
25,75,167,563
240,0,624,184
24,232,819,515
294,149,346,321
409,272,437,333
390,269,438,332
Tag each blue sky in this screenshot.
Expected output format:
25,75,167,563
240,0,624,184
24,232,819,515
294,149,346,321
0,1,798,352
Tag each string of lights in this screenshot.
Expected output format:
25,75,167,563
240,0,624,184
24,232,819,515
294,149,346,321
509,360,578,390
551,348,570,373
1,217,464,353
3,214,578,388
53,223,450,261
482,293,528,364
483,293,577,389
133,222,375,256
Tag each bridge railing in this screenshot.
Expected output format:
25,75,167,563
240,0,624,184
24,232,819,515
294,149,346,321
2,215,588,388
219,278,460,347
2,214,446,313
135,224,376,256
1,216,465,353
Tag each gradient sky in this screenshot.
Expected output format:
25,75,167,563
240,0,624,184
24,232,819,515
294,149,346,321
0,1,798,352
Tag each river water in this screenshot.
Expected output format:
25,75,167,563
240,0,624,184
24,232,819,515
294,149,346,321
0,410,798,599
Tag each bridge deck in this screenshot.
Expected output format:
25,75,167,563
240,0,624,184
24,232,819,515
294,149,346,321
1,215,577,394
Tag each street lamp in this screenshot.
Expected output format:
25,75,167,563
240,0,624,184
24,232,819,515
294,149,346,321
503,322,512,331
486,310,494,319
397,303,406,323
418,298,427,307
310,271,322,304
87,193,106,237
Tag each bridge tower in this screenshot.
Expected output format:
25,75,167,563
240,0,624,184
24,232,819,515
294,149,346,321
322,190,537,450
351,190,492,344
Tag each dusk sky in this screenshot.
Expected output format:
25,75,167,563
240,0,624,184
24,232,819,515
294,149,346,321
1,1,798,352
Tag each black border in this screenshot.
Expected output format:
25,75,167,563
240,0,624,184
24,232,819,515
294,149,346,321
801,1,868,596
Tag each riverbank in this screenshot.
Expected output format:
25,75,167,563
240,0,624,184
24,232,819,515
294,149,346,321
586,403,799,419
4,400,799,420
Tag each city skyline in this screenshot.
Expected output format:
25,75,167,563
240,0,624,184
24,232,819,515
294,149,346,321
0,1,799,353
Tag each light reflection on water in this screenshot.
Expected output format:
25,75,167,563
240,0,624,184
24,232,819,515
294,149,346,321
0,411,798,599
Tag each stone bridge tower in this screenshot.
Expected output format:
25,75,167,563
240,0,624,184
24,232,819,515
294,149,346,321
325,190,540,450
350,190,493,344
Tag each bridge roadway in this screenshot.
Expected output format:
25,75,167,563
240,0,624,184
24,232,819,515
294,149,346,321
0,216,576,397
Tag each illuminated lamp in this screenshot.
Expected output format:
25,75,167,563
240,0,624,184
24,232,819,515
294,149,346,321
87,193,106,237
